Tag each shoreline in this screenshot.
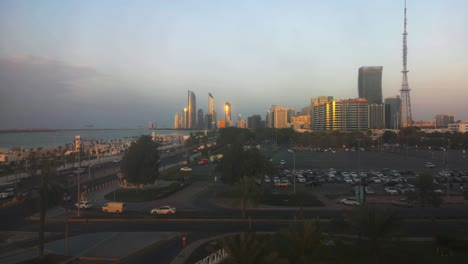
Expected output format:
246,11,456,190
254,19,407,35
0,128,192,134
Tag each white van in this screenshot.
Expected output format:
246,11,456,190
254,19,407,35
101,202,127,214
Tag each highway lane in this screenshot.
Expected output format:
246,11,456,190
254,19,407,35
15,217,468,238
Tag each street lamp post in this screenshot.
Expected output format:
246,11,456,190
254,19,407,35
77,146,82,217
293,151,296,194
446,139,450,197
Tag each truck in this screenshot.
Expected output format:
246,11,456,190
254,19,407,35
101,202,127,214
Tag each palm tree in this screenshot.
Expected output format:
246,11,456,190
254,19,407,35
232,176,261,218
33,159,63,256
347,206,401,262
220,232,279,264
285,219,322,264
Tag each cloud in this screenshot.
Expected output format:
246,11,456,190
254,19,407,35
0,54,171,129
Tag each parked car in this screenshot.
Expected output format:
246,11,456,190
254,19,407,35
0,188,16,199
273,177,281,185
151,205,176,215
385,187,399,195
365,187,375,194
75,200,93,209
264,176,271,183
297,175,306,183
280,177,289,186
425,162,435,168
340,198,360,206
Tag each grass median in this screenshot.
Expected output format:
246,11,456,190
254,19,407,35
261,191,325,207
103,182,191,202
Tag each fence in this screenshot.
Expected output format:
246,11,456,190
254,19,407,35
194,249,228,264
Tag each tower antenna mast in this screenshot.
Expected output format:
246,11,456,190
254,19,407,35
400,0,413,127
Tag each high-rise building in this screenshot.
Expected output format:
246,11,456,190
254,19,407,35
368,104,386,129
358,66,383,104
268,105,292,128
237,114,247,128
208,93,216,129
183,107,188,129
311,96,333,128
197,109,204,129
313,99,369,131
174,112,180,129
435,114,455,128
266,110,273,128
208,93,214,116
224,102,231,126
247,115,262,129
187,90,197,129
384,96,401,129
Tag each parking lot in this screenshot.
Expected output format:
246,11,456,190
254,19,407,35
262,148,468,205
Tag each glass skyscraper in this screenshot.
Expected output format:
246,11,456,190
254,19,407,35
358,66,383,104
187,90,196,129
384,96,401,129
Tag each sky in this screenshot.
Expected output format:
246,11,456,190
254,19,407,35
0,0,467,129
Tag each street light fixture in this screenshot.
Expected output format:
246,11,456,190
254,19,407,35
290,150,296,194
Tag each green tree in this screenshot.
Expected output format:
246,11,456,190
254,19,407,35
286,219,322,264
120,135,160,187
233,176,261,218
220,232,279,264
33,159,63,257
382,131,398,144
348,206,401,262
408,172,442,208
218,144,274,184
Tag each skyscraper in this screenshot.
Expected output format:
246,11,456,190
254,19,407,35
208,93,216,129
197,109,204,129
247,115,262,129
311,96,333,128
187,90,197,129
385,96,401,129
368,104,386,129
224,102,231,126
358,66,383,104
174,112,180,129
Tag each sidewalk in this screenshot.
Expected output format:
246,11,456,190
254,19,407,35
0,232,176,264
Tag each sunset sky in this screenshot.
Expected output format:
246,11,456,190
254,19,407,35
1,0,467,129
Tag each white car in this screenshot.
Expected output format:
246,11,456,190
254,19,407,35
425,162,435,168
280,160,286,165
151,205,176,215
264,176,271,183
297,176,306,183
385,187,399,195
372,177,382,183
340,198,360,206
344,178,353,184
273,177,280,185
0,188,16,199
180,167,192,172
365,187,375,194
75,200,93,209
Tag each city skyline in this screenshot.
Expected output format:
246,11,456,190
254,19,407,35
1,0,467,129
